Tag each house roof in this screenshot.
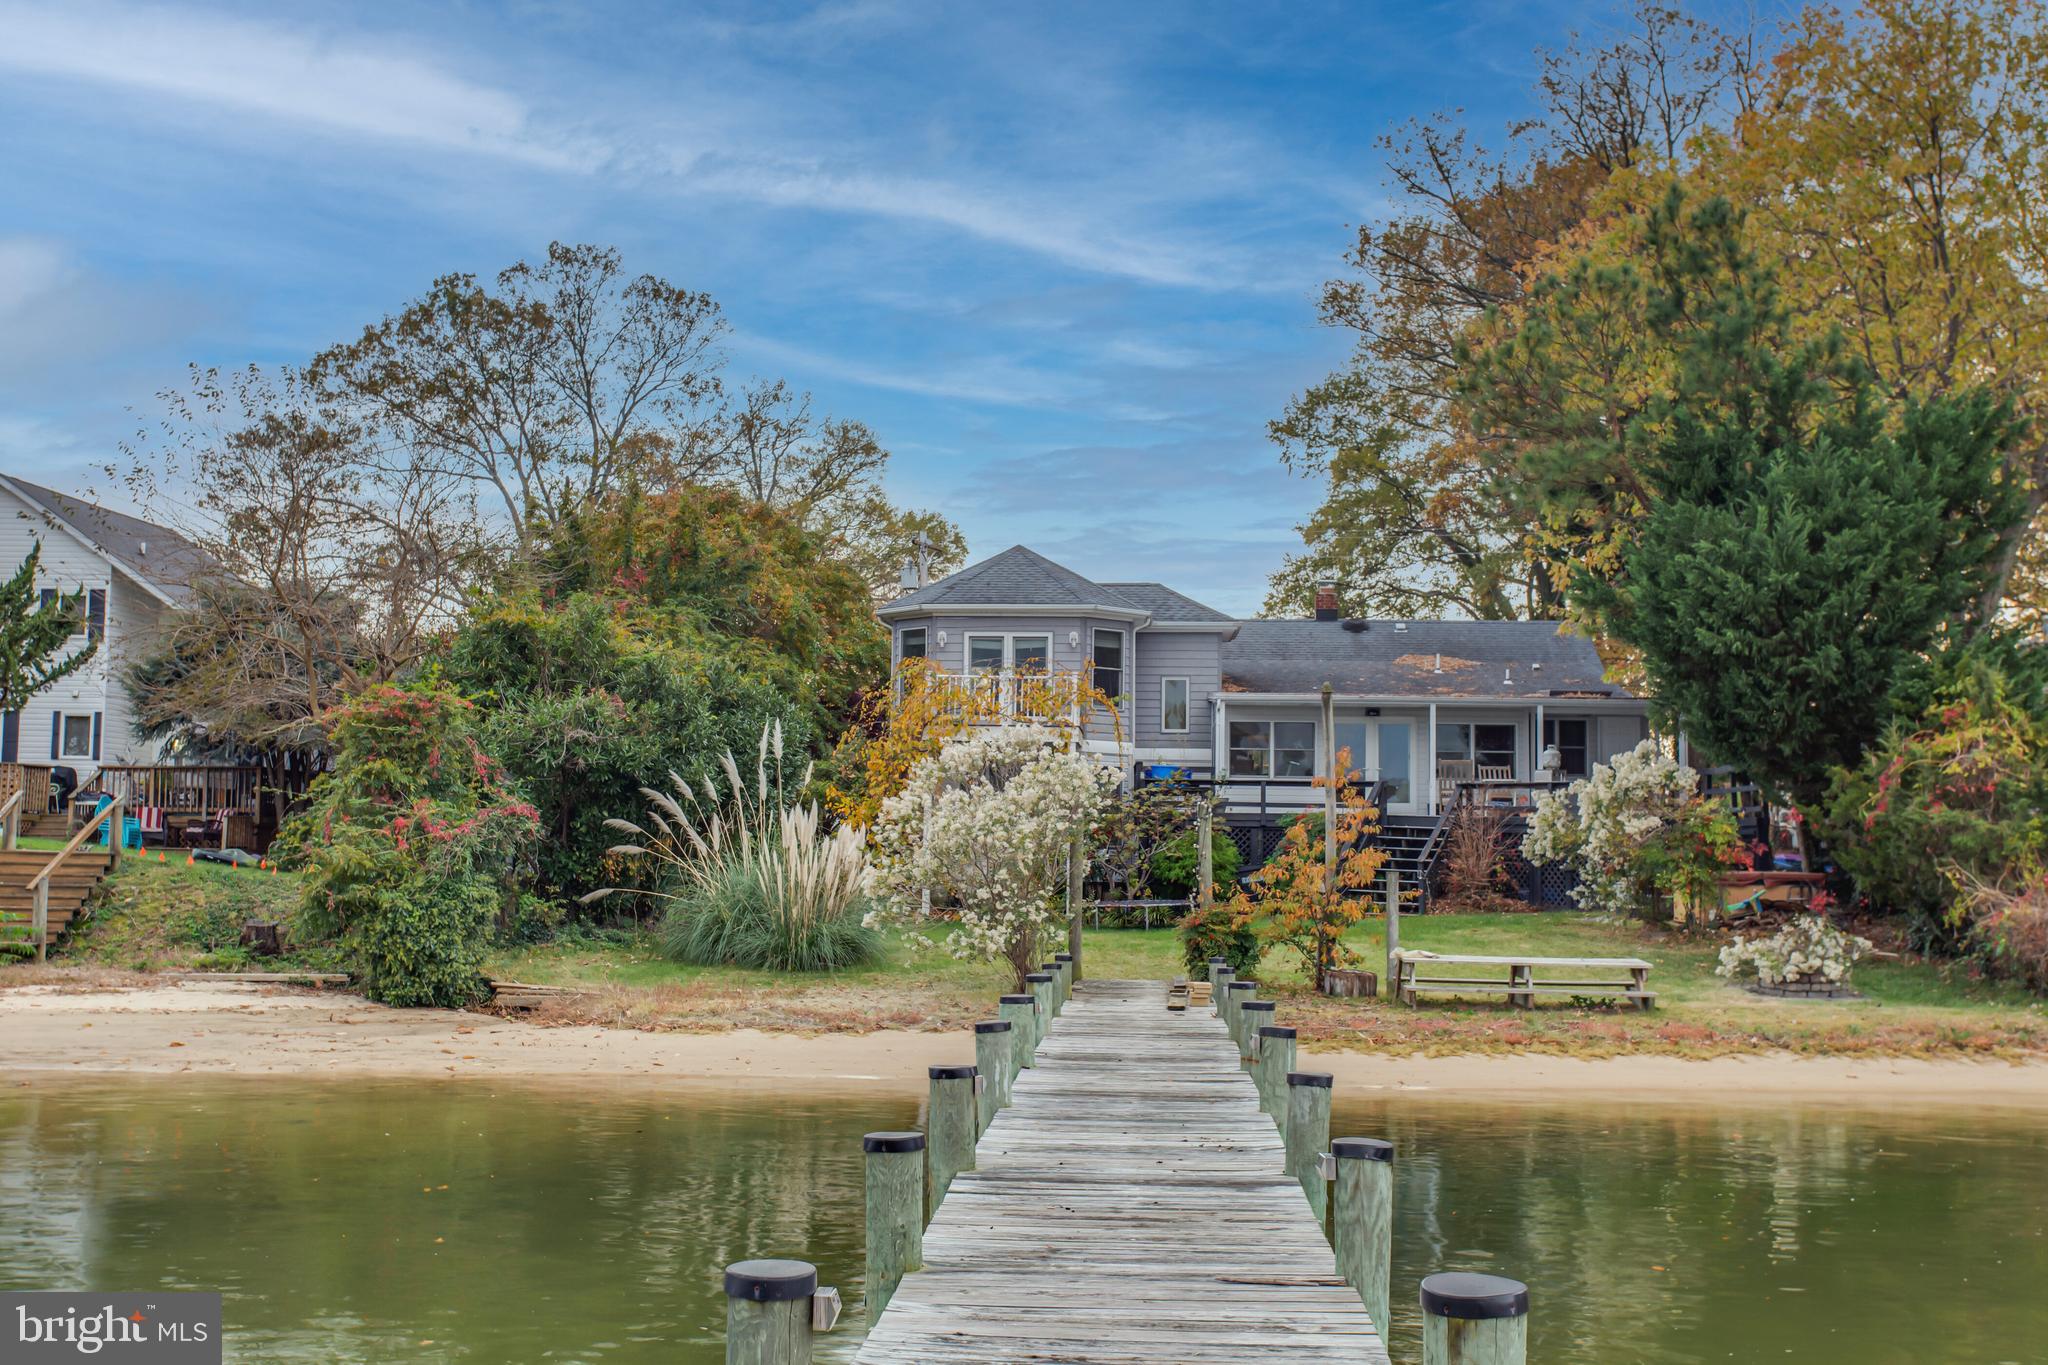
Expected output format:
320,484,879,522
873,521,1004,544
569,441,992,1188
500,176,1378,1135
2,475,212,606
880,545,1152,619
1098,581,1233,624
1221,619,1631,700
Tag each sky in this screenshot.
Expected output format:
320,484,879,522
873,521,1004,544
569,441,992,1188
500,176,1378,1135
0,0,1627,616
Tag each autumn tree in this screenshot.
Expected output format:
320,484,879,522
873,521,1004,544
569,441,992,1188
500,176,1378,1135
123,365,488,792
1553,195,2027,806
1234,765,1384,989
309,243,727,555
1272,3,1758,618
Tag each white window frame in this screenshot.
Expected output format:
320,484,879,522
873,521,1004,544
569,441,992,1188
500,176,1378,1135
896,626,926,665
1089,627,1126,701
1160,677,1190,733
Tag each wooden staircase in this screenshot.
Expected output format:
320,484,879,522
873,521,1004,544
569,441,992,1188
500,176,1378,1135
0,847,113,951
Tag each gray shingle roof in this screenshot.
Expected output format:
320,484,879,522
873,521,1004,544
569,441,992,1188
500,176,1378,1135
5,475,213,605
1098,581,1232,623
1221,619,1629,699
882,545,1148,616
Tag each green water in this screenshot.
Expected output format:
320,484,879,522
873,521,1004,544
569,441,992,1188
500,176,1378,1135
1,1080,2042,1363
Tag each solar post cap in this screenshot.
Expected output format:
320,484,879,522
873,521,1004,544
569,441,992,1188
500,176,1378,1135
1241,1000,1275,1013
1258,1024,1297,1039
862,1131,925,1153
1287,1071,1334,1088
999,993,1035,1004
974,1019,1012,1033
1025,972,1053,981
724,1259,817,1302
1331,1136,1394,1162
928,1063,978,1080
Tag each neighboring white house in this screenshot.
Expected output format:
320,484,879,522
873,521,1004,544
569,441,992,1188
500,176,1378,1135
1,474,207,784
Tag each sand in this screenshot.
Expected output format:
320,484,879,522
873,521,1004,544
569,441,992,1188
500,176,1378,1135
7,980,2048,1109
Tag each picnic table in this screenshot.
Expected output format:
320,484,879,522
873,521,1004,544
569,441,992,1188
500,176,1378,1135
1391,950,1656,1010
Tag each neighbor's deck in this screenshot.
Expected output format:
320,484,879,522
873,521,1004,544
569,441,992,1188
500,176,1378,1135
854,979,1389,1364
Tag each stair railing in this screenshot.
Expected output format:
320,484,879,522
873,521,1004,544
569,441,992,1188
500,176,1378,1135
0,789,21,851
26,796,123,963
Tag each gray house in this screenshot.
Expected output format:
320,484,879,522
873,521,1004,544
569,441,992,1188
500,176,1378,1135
877,546,1652,829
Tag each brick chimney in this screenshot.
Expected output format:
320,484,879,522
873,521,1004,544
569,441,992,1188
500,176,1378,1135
1313,579,1339,622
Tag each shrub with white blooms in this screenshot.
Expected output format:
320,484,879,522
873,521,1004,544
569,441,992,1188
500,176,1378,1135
867,726,1111,988
1522,738,1708,918
1716,913,1872,987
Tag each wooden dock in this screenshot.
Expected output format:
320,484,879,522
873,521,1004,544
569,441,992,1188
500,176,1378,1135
854,978,1391,1363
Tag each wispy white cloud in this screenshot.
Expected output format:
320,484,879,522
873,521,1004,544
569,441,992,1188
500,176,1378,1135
0,1,584,168
730,331,1084,408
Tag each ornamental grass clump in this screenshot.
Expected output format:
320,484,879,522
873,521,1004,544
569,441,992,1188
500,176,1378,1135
591,721,880,972
1716,912,1872,988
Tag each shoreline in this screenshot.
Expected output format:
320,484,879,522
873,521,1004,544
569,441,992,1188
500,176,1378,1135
7,981,2048,1110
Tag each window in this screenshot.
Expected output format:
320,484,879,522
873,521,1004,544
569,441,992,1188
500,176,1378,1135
87,588,105,643
1334,720,1369,780
1273,721,1316,778
1161,678,1189,733
1012,635,1050,675
1091,629,1124,699
1475,723,1517,770
60,714,93,758
1231,718,1319,778
967,636,1005,674
1543,717,1590,779
898,627,926,663
38,588,87,635
1228,720,1270,776
1435,722,1516,770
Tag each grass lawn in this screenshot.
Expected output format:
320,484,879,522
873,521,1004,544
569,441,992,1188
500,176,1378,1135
492,911,2048,1060
23,859,2046,1060
49,855,337,974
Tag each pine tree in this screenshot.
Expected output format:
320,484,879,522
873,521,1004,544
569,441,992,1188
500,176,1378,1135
1576,193,2026,807
0,545,97,717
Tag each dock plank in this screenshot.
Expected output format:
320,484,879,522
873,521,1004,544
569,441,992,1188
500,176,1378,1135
854,979,1389,1364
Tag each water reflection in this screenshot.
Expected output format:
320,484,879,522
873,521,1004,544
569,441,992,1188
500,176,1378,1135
1334,1096,2048,1364
1,1079,2041,1363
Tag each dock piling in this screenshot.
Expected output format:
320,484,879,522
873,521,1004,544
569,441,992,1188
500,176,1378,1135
724,1259,828,1364
998,994,1036,1072
1025,972,1055,1049
1254,1024,1296,1130
1285,1071,1334,1220
862,1134,925,1320
1040,962,1064,1018
1226,980,1255,1051
1238,999,1275,1067
926,1064,978,1217
1420,1272,1529,1365
1053,952,1074,1004
973,1021,1012,1129
1333,1137,1394,1337
1212,967,1234,1019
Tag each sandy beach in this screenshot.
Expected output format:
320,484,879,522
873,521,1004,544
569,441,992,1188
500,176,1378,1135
6,978,2048,1108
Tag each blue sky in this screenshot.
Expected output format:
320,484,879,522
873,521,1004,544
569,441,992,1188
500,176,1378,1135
1,0,1620,615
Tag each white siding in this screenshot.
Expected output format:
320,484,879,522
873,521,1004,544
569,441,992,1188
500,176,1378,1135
0,484,172,778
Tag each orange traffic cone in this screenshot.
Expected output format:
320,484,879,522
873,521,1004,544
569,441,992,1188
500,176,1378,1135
185,853,194,866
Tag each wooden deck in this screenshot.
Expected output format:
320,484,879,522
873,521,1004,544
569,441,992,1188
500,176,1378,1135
855,979,1390,1364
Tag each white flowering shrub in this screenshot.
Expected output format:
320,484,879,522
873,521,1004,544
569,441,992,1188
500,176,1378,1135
867,727,1111,987
1716,914,1872,987
1522,739,1709,918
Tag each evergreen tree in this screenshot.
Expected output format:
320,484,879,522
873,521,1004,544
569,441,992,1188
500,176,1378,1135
0,545,97,717
1571,194,2026,806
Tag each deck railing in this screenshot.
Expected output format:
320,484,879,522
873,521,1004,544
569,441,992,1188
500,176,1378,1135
0,762,54,820
0,789,21,850
81,764,262,818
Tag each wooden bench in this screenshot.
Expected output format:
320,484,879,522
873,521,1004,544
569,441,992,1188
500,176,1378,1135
1392,951,1656,1010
